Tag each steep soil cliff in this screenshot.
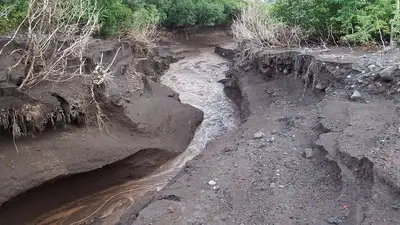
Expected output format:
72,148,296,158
0,38,203,224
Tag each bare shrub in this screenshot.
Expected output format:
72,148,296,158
232,0,304,49
1,0,100,90
0,0,122,148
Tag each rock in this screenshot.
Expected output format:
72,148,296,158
212,186,220,191
379,65,400,82
218,78,236,88
254,131,265,139
327,216,343,224
392,201,400,210
350,90,362,100
283,69,289,75
315,83,326,91
223,147,231,152
208,180,217,186
304,148,313,158
368,64,377,72
215,45,235,60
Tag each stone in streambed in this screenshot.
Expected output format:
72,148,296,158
350,90,362,100
254,131,266,139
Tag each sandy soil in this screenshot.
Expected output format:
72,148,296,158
123,43,400,225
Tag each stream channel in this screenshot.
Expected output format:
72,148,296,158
29,48,240,224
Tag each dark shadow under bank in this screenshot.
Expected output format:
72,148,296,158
0,148,175,225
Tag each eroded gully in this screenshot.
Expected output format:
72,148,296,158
29,48,240,224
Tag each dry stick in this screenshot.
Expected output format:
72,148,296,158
12,113,20,154
320,38,329,50
330,25,338,46
105,47,121,72
379,28,386,49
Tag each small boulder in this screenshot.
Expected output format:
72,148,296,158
215,46,235,59
218,78,236,88
379,65,400,82
350,90,362,100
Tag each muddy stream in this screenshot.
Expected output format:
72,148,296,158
28,49,239,224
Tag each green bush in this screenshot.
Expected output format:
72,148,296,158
0,0,243,36
0,0,28,35
96,0,134,36
272,0,397,44
125,0,243,27
130,5,160,29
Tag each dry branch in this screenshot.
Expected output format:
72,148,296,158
2,0,100,90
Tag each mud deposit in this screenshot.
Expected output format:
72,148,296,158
0,48,239,225
125,45,400,225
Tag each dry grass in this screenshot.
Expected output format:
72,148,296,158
126,23,159,58
127,24,159,47
232,0,304,50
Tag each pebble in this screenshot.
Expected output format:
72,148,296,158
368,64,377,72
223,147,231,152
254,131,265,139
327,216,343,224
208,180,217,186
168,207,175,213
304,148,313,158
315,83,325,90
350,90,362,100
284,69,289,75
392,201,400,210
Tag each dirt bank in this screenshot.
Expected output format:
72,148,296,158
124,44,400,224
0,38,203,224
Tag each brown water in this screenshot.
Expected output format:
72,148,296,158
31,50,239,224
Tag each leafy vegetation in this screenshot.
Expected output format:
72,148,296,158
0,0,243,36
272,0,399,45
0,0,28,34
125,0,243,27
1,0,399,46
